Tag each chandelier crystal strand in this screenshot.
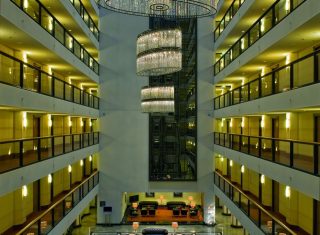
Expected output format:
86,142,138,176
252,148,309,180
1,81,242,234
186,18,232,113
137,28,182,76
96,0,216,18
141,86,174,113
141,101,175,113
137,29,182,55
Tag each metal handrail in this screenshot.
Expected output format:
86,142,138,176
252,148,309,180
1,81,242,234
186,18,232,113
214,132,320,146
16,171,99,235
0,132,99,144
214,171,297,235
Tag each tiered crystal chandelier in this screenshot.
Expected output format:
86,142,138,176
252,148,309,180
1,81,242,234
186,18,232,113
137,28,182,76
141,86,174,113
96,0,216,18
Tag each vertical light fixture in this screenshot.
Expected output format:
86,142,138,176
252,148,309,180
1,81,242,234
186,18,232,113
48,174,52,183
241,165,245,173
229,160,233,167
23,0,29,9
68,164,72,173
285,0,290,11
285,186,291,198
22,112,27,128
260,175,265,184
22,185,28,197
68,116,72,127
48,114,52,127
80,159,84,166
261,115,265,128
89,155,93,162
23,52,28,63
285,112,290,129
241,117,245,128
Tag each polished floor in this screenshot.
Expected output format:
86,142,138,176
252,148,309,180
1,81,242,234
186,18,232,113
71,208,246,235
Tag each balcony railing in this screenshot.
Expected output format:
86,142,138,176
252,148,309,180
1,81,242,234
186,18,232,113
214,0,246,41
214,48,320,109
0,51,100,109
0,132,99,174
214,171,299,235
68,0,100,40
214,0,306,75
14,171,99,235
10,0,99,75
214,132,320,175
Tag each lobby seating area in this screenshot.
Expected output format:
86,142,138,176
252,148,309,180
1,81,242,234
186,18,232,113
125,200,202,224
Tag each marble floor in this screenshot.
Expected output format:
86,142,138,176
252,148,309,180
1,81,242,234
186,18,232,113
71,208,247,235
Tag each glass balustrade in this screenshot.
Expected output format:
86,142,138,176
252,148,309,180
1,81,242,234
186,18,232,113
214,0,246,40
15,171,99,235
214,49,320,109
214,171,300,235
0,51,100,109
214,0,306,75
10,0,99,74
214,132,319,175
0,132,99,174
68,0,99,40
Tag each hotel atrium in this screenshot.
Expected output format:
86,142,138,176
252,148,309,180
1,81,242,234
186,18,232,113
0,0,319,234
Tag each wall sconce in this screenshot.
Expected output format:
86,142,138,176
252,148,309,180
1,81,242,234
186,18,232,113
89,120,92,127
22,51,28,62
285,186,291,198
22,185,28,197
48,17,53,31
260,175,265,184
68,165,72,173
80,159,84,166
285,113,290,129
48,114,52,127
48,174,52,184
229,160,233,167
89,155,93,162
22,112,27,128
261,67,265,77
241,117,245,128
220,157,224,162
285,54,290,65
69,37,73,49
80,118,84,127
285,0,290,11
260,18,265,33
221,118,225,128
48,65,53,75
261,115,265,128
159,195,164,205
132,202,138,209
240,38,245,50
68,117,72,127
229,118,233,127
241,165,245,173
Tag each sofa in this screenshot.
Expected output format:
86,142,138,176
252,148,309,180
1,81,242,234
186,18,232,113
166,201,186,210
139,201,159,209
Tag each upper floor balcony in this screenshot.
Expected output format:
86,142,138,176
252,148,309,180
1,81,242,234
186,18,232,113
214,132,320,176
214,48,320,110
214,0,306,76
8,0,99,75
0,132,99,174
68,0,100,41
0,51,100,110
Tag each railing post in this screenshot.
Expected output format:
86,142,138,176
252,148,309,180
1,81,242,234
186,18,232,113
20,62,23,88
51,137,55,157
19,140,23,167
38,70,41,93
72,134,74,151
290,141,294,167
272,138,275,161
290,63,294,89
63,136,65,154
259,137,262,158
37,138,41,161
314,144,318,175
